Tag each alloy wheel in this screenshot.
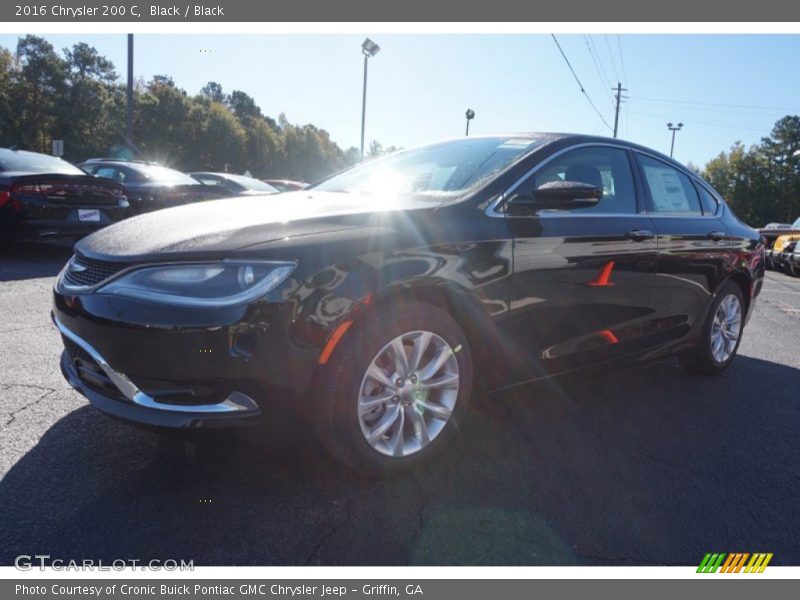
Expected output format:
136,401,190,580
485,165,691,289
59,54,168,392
357,330,460,457
710,293,742,364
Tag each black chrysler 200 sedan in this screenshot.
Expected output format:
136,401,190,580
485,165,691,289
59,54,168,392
53,134,764,475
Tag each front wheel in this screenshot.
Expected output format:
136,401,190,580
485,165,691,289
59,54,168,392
314,302,473,477
679,280,745,375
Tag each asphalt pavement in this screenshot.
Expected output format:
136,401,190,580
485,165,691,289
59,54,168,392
1,244,798,566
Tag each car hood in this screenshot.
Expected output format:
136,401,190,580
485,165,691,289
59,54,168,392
76,191,434,262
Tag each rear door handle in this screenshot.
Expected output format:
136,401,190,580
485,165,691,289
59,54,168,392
707,231,726,242
625,229,654,242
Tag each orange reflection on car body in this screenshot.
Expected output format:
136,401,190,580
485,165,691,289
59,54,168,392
599,329,619,344
586,260,616,287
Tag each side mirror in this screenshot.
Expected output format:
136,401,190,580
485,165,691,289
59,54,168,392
506,180,603,213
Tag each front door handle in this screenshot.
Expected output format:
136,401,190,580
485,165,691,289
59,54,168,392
625,229,654,242
708,231,726,242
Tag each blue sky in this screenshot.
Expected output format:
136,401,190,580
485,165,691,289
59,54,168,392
1,33,799,167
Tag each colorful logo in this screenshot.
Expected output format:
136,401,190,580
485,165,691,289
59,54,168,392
697,553,773,573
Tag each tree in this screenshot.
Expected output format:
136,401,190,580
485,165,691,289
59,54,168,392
0,48,15,141
200,81,225,103
242,117,281,177
58,42,119,160
703,119,800,227
227,90,262,121
136,75,196,166
13,35,67,152
196,102,246,171
0,36,382,182
760,116,800,222
64,42,116,82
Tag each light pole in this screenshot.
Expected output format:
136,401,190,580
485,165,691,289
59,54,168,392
667,122,683,158
126,34,133,146
359,38,380,160
465,109,475,136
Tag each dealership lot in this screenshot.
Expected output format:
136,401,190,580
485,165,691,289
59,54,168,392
0,245,798,566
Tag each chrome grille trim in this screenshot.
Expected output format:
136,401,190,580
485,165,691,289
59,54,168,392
62,255,129,288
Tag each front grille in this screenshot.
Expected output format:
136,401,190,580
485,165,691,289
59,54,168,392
63,255,129,288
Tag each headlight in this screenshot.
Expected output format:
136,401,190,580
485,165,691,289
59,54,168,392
98,260,296,307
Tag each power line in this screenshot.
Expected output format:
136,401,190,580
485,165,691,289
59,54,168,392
551,34,613,132
604,35,620,83
625,97,630,139
616,35,628,85
587,35,613,89
629,110,765,132
583,35,615,106
628,95,796,112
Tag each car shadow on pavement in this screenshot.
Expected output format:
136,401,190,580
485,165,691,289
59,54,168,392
0,244,72,282
0,355,798,566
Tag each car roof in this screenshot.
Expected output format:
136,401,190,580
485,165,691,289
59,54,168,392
190,172,242,178
82,158,154,164
520,132,699,178
0,147,52,159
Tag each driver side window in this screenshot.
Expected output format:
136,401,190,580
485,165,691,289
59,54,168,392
518,146,637,214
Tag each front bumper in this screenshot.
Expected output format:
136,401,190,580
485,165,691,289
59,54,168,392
56,316,262,428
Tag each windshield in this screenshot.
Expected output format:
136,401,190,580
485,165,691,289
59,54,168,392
0,150,84,175
224,174,278,192
137,164,199,185
314,137,545,199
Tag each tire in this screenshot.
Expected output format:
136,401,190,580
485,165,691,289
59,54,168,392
314,301,473,477
679,280,745,375
789,262,800,277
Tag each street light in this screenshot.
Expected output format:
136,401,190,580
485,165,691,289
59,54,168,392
667,122,683,158
359,38,380,160
465,109,475,136
126,34,133,145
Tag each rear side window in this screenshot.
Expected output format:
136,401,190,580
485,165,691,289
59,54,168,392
696,184,719,215
193,176,221,186
94,166,123,182
639,155,702,215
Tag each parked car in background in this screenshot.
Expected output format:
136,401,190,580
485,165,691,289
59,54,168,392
79,159,223,215
189,172,279,196
767,230,800,270
0,147,128,245
760,219,800,268
776,239,799,276
262,179,307,192
54,133,764,476
763,222,792,230
787,241,800,277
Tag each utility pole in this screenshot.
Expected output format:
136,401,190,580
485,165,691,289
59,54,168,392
612,82,627,139
667,122,683,158
126,34,133,146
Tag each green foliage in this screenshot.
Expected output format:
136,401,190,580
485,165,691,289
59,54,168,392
0,36,361,181
703,115,800,225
